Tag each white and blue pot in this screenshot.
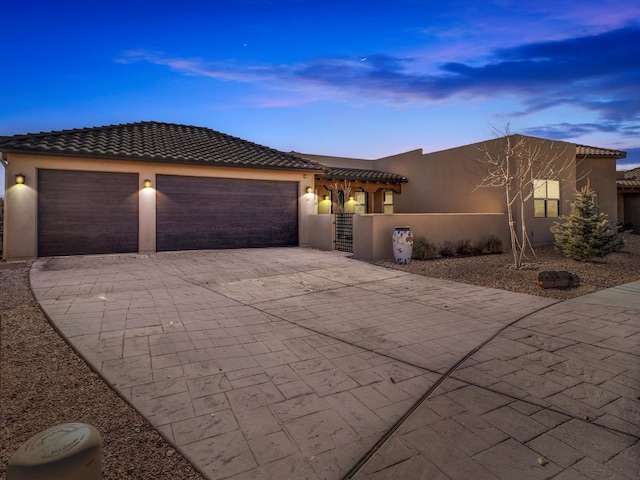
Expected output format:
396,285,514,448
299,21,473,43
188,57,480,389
392,226,413,264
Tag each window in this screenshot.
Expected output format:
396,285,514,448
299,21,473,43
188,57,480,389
354,191,366,214
533,179,560,218
383,190,394,214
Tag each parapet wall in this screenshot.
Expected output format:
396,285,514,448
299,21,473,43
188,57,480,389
354,213,509,261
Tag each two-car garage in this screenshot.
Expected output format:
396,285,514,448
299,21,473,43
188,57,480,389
1,121,320,261
37,169,299,257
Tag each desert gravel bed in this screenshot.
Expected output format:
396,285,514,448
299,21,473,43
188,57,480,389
1,234,638,478
377,233,640,300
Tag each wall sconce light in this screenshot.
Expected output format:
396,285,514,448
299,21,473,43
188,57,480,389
15,173,26,185
306,186,313,194
143,179,152,188
324,195,329,201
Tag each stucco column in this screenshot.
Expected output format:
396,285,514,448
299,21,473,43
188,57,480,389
299,182,316,247
138,172,156,254
3,164,38,260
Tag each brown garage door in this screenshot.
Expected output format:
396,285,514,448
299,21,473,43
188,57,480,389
156,175,298,251
38,170,139,257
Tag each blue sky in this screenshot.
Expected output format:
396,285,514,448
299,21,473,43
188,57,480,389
2,0,639,195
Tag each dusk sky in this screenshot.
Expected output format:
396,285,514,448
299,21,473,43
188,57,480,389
2,0,639,194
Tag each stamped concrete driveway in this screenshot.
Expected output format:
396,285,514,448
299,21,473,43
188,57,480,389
30,248,639,479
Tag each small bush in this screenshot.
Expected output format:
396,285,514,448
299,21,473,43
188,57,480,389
551,182,624,261
485,234,503,254
412,237,438,260
455,239,473,256
471,240,485,256
438,241,456,257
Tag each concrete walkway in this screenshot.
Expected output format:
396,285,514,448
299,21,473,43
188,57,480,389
30,248,639,480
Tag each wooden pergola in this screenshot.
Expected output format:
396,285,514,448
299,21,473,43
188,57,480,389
315,167,407,213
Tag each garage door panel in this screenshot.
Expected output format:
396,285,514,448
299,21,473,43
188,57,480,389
38,170,139,256
156,175,298,251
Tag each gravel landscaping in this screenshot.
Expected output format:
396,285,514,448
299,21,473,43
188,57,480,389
378,233,640,300
1,234,638,478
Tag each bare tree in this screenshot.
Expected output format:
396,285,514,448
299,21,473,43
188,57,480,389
328,180,352,214
476,124,574,268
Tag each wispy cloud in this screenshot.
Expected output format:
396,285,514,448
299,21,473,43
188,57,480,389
120,24,640,131
521,122,640,139
118,51,272,82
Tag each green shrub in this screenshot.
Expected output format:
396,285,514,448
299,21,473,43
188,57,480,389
412,237,438,260
551,182,624,261
438,241,456,257
485,234,503,254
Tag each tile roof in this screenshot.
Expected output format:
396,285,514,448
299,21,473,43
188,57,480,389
0,121,324,171
617,178,640,188
318,167,407,183
617,167,640,190
576,144,627,158
623,167,640,179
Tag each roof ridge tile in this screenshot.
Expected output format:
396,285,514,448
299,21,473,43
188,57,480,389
0,121,323,172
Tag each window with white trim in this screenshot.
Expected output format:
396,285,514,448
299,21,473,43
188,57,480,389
383,190,394,214
354,191,366,214
533,179,560,218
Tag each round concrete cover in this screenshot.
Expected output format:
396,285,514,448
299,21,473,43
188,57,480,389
8,423,101,480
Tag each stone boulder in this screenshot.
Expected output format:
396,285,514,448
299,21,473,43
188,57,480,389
537,271,580,289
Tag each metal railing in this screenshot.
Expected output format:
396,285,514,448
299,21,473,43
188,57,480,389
334,213,353,253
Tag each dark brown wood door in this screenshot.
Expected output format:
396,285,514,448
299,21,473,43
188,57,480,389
156,175,298,251
38,170,139,257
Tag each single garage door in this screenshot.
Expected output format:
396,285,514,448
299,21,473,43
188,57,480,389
156,175,298,251
38,170,139,257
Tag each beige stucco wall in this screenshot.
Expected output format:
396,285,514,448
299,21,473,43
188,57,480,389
306,214,334,251
576,157,619,221
376,146,503,214
374,137,578,246
2,153,316,260
353,213,509,262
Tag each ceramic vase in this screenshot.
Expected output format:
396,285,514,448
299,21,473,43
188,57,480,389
392,226,413,264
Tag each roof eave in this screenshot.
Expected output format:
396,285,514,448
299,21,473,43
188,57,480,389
317,175,408,184
0,147,325,173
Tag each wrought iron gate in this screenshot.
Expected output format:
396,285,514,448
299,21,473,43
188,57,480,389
334,213,353,253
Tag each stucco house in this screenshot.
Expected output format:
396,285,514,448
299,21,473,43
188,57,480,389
617,167,640,232
302,135,626,260
0,122,627,262
0,122,324,260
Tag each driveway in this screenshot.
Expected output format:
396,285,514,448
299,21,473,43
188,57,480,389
30,248,639,479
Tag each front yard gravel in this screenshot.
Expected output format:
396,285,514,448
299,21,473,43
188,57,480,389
377,233,640,301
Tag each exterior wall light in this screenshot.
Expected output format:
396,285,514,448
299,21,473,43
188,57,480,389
15,173,26,185
143,179,152,188
306,186,313,194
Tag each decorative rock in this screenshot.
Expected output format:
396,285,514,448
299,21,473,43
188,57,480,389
537,271,580,289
